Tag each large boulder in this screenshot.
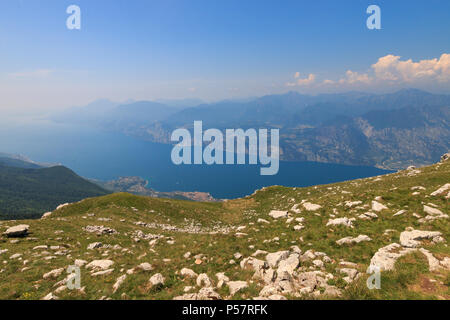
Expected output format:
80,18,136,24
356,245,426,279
265,251,290,268
3,224,29,237
369,243,416,271
399,229,444,248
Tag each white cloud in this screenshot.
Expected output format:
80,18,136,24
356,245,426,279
286,73,316,87
299,53,450,91
339,70,371,84
372,53,450,83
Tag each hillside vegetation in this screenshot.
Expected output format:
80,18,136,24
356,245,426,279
0,165,110,220
0,156,448,300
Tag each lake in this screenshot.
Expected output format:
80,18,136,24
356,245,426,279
0,119,391,199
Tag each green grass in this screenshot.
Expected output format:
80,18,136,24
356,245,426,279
0,159,448,300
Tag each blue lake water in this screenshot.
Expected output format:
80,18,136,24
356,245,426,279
0,120,391,199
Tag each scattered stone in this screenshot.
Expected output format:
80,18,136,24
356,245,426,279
227,281,248,296
371,201,388,212
345,201,362,208
393,210,406,217
430,183,450,196
92,269,114,276
42,293,59,300
196,273,212,287
86,259,114,271
41,212,52,219
216,272,230,288
277,254,300,274
312,260,324,268
266,251,289,268
252,250,268,257
87,242,103,250
269,210,288,219
339,268,359,283
10,253,22,259
399,229,444,248
74,259,87,267
418,248,441,272
174,287,221,300
303,202,322,211
137,262,153,271
149,273,165,287
369,243,416,271
33,245,48,250
113,275,127,293
43,268,64,279
336,235,372,245
423,205,444,216
180,268,197,278
56,203,69,210
359,211,378,220
440,257,450,269
291,204,301,214
83,225,117,235
326,217,354,228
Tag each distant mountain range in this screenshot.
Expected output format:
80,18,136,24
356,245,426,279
50,89,450,170
0,155,110,220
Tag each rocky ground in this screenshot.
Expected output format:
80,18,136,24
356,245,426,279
0,154,449,300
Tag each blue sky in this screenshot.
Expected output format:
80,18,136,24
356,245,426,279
0,0,449,111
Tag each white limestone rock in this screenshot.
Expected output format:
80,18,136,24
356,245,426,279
227,281,248,296
371,201,388,212
399,229,444,248
268,210,288,219
336,235,372,246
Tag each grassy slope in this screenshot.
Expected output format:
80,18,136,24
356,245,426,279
0,160,448,300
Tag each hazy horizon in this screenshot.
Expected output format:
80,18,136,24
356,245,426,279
1,0,449,113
